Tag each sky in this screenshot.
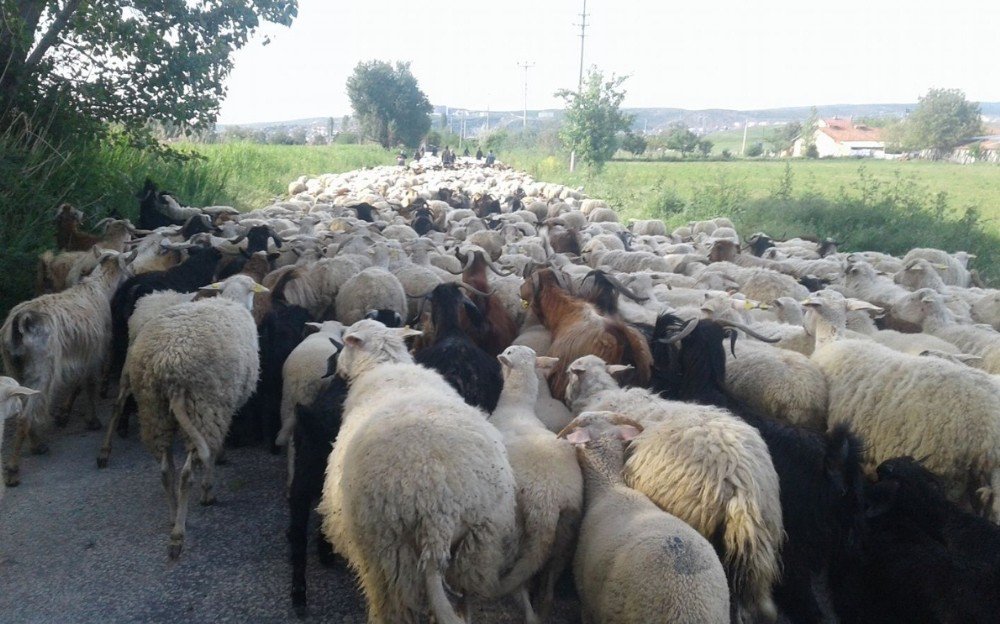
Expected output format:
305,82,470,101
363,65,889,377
217,0,1000,124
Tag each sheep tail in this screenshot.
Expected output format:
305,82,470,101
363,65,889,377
424,568,464,624
169,392,211,464
496,505,561,597
723,491,779,624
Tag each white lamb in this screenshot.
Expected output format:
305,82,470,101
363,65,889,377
317,320,517,624
804,292,1000,521
560,411,730,624
565,355,782,624
490,346,583,622
0,377,39,500
126,275,265,558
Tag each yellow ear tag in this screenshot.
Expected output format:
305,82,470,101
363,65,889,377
521,299,530,309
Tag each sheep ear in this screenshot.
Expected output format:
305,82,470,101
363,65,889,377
535,356,559,373
563,428,592,445
344,335,364,348
846,299,883,315
251,283,269,294
865,481,900,519
617,424,642,441
605,364,633,376
10,386,40,397
393,327,422,339
199,282,223,293
497,354,512,367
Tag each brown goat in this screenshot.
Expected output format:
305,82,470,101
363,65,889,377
459,249,518,356
520,267,652,399
55,204,137,252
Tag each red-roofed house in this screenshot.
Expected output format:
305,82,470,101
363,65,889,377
792,118,886,158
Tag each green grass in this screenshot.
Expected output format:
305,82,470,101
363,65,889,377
505,152,1000,231
702,128,773,155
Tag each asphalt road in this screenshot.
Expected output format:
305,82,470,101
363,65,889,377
0,402,582,623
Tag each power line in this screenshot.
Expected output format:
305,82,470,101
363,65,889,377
518,60,535,130
576,0,588,92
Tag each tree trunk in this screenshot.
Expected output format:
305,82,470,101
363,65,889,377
0,1,46,115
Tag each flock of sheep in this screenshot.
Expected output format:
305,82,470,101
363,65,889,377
2,158,1000,623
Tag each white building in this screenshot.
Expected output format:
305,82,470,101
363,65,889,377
792,118,886,158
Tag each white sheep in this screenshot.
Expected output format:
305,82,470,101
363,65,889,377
0,377,39,500
890,289,1000,375
317,320,517,623
560,411,730,624
490,346,583,622
804,292,1000,521
565,355,782,624
333,267,407,326
126,275,265,558
1,250,133,487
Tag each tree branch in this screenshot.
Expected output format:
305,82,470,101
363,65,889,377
24,0,87,70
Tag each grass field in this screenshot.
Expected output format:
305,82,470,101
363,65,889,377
505,151,1000,233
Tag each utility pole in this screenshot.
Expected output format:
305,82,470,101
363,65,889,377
518,61,535,131
741,118,749,156
570,0,589,172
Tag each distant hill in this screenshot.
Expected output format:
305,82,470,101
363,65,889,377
219,102,1000,136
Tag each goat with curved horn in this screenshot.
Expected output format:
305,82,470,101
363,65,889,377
656,317,699,345
715,319,781,343
457,282,494,298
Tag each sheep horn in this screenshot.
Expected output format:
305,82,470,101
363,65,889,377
457,282,494,297
656,318,699,344
406,286,437,299
722,328,739,357
603,273,648,302
229,235,246,245
715,319,781,343
487,259,514,277
95,217,115,233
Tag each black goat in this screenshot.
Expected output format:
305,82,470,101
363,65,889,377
109,246,222,434
411,207,438,236
289,341,344,616
136,178,189,230
413,283,503,412
180,213,216,239
228,302,311,450
472,193,501,218
830,461,1000,624
650,314,867,624
287,309,404,616
351,202,376,222
215,225,283,280
798,275,831,293
746,233,776,257
579,269,647,318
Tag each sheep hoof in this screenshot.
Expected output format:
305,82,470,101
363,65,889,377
168,540,184,560
96,455,109,469
291,591,307,618
86,419,103,431
116,418,129,439
3,468,19,487
30,443,49,456
200,495,216,507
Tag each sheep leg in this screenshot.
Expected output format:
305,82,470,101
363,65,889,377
3,417,31,487
97,379,131,468
83,379,101,431
285,437,296,497
160,450,177,523
27,422,48,455
55,386,81,427
168,450,194,560
199,450,216,506
288,463,312,616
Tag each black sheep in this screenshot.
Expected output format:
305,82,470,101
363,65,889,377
831,467,1000,624
411,207,438,236
650,314,868,624
413,283,502,412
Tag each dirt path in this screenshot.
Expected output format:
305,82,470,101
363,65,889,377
0,401,581,623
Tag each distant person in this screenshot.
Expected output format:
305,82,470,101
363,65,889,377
396,151,406,166
476,148,483,160
485,150,496,166
463,147,470,157
430,145,438,157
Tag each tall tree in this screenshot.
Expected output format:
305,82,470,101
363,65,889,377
556,67,632,171
906,88,982,153
664,121,699,155
0,0,297,138
346,60,432,149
